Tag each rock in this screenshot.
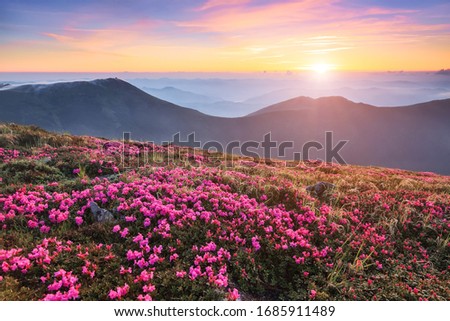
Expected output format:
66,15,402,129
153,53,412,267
39,157,52,164
306,182,335,197
90,201,114,222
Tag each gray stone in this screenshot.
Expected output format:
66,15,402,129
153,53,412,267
40,157,52,164
306,182,335,197
90,201,114,222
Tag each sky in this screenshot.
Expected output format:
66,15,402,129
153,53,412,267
0,0,449,72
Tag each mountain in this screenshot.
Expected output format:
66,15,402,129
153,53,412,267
141,86,221,105
244,97,450,174
243,88,301,106
248,96,373,116
436,69,450,75
1,78,449,174
0,78,214,141
141,86,260,117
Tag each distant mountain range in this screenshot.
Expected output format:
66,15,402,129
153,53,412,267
436,69,450,75
1,78,449,174
141,86,260,117
138,82,449,115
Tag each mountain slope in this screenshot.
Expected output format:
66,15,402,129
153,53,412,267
248,96,375,116
1,78,449,174
1,123,449,301
0,78,211,141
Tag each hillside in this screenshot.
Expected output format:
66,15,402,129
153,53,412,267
0,124,449,301
0,78,210,141
0,78,449,174
248,96,374,116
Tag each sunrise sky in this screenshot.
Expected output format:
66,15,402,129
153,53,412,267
1,0,449,72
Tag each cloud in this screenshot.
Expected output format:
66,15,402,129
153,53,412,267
194,0,251,11
178,0,335,33
2,0,450,71
303,47,354,55
40,18,161,52
363,7,418,16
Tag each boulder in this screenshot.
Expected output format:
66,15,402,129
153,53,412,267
306,182,335,197
90,201,114,222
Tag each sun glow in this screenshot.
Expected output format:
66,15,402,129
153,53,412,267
310,63,333,74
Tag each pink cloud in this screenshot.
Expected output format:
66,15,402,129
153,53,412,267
179,0,334,33
178,0,448,42
195,0,251,11
364,7,418,16
41,18,161,52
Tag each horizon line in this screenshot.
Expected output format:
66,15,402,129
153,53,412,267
0,69,446,74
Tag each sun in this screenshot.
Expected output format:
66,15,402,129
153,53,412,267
310,63,332,74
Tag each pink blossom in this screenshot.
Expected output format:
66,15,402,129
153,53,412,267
143,284,156,293
320,204,331,215
176,271,187,278
120,266,132,275
227,288,240,301
120,228,129,238
75,217,83,226
189,266,202,280
109,290,118,300
133,233,144,243
109,284,129,300
40,226,50,233
251,236,261,251
27,220,38,229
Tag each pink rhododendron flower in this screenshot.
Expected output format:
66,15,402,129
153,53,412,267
109,284,129,300
40,226,50,233
27,220,38,229
227,288,240,301
176,271,187,278
75,217,83,226
109,290,118,299
120,228,129,238
251,236,261,251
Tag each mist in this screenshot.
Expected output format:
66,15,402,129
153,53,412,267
1,71,449,117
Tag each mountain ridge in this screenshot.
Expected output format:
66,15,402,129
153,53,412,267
1,78,449,174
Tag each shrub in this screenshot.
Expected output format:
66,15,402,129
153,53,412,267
0,159,65,185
